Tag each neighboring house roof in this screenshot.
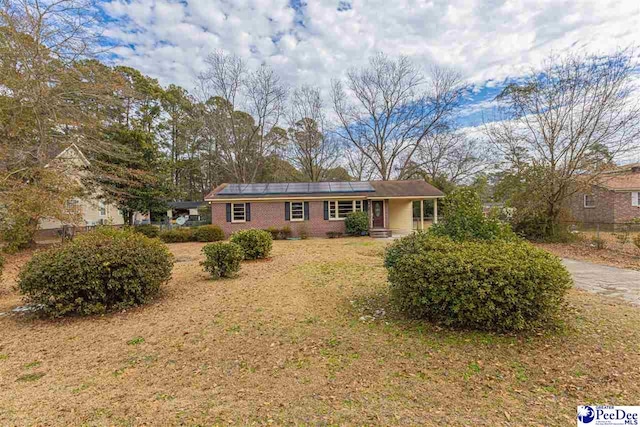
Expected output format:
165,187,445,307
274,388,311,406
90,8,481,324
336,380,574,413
45,143,91,168
168,201,206,209
595,163,640,191
597,174,640,191
205,180,444,201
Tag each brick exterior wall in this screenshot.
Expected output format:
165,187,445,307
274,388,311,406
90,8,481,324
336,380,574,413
567,186,616,224
211,200,359,237
613,191,640,223
568,186,640,224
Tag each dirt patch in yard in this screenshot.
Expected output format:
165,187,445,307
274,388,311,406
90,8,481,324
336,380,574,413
1,238,640,425
535,231,640,270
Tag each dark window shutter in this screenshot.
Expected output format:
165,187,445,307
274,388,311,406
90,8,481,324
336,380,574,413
323,201,329,220
246,203,251,222
226,203,231,222
285,202,290,221
304,202,309,220
363,200,368,212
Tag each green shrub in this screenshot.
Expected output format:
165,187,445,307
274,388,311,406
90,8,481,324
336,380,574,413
429,188,516,242
159,228,195,243
93,225,134,238
230,229,272,259
265,227,281,240
512,215,576,242
201,242,244,279
194,225,225,242
385,234,572,332
134,224,159,238
18,229,174,317
1,216,36,253
384,231,453,270
345,211,369,235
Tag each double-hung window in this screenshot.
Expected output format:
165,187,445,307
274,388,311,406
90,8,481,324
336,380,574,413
328,200,363,220
289,201,304,221
98,200,107,216
232,203,246,222
584,194,595,208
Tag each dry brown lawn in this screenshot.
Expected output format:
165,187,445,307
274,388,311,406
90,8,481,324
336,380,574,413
1,238,640,426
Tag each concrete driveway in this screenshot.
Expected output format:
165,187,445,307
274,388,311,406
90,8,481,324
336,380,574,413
563,258,640,305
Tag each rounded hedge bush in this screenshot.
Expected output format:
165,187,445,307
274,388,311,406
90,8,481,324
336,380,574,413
134,224,160,238
345,211,369,235
230,229,272,260
195,225,225,242
201,242,244,279
18,230,174,317
429,188,517,242
159,228,195,243
385,234,572,332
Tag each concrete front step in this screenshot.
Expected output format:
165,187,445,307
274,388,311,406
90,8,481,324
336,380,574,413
370,228,392,238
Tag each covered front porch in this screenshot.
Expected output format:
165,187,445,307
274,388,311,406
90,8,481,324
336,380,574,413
368,197,440,238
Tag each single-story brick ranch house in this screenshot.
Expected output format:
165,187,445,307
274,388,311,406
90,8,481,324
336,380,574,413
204,180,444,238
567,163,640,225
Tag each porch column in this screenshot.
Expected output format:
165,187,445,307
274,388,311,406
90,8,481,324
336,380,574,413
420,199,424,230
433,198,438,224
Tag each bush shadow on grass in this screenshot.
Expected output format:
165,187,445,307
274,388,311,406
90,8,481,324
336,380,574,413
345,285,575,343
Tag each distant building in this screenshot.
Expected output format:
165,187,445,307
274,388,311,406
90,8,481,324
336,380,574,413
38,144,147,236
567,163,640,224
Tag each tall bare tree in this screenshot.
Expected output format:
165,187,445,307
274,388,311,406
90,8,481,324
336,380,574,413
406,129,488,185
485,49,640,224
196,51,287,183
331,53,465,180
0,0,122,249
286,86,339,181
344,145,374,181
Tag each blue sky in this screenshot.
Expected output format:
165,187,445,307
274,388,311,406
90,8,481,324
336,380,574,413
97,0,640,128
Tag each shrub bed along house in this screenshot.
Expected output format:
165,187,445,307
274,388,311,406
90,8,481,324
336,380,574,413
345,211,369,235
134,224,160,238
194,225,225,242
158,228,196,243
201,242,244,279
230,229,272,259
385,234,573,332
264,226,292,240
18,229,174,317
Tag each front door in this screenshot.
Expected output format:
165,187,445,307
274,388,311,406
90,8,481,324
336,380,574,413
372,200,384,228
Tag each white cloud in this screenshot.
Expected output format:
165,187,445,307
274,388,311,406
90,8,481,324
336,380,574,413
100,0,640,102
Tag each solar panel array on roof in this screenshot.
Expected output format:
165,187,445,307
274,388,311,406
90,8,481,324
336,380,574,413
217,181,374,196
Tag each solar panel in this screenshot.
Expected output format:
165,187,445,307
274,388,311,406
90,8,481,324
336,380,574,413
264,183,289,194
350,182,375,192
218,181,375,196
329,182,352,192
241,183,268,194
308,182,330,192
286,183,310,193
218,184,243,195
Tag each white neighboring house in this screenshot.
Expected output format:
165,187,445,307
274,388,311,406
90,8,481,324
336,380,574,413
39,144,144,231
